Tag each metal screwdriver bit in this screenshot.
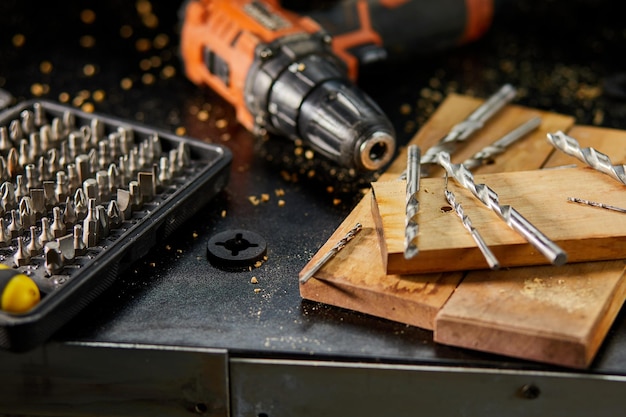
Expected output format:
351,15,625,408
7,147,20,178
0,156,7,182
51,206,66,238
0,181,16,211
437,151,567,266
19,196,35,228
82,198,99,248
14,175,27,199
404,145,421,259
0,126,12,152
547,130,626,185
0,218,10,247
444,185,499,270
40,125,52,152
33,102,47,127
44,241,64,276
55,171,69,202
97,205,109,238
18,140,30,167
14,236,30,267
27,225,42,255
9,119,23,142
29,188,46,219
74,188,88,221
116,189,132,219
107,200,123,229
8,209,22,238
300,222,363,284
419,84,517,175
462,116,542,170
38,217,54,247
63,196,78,227
21,110,35,135
29,132,41,161
73,224,86,256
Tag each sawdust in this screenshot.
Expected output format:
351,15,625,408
520,276,595,313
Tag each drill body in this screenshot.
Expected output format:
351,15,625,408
180,0,499,171
180,0,396,171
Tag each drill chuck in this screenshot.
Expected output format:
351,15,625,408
298,79,395,171
245,35,396,171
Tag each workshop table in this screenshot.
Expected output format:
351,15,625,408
1,1,626,416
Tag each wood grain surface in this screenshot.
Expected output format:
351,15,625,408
300,93,574,331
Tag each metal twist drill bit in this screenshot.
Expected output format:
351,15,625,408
567,196,626,214
437,152,567,266
404,145,420,259
547,130,626,185
462,116,542,170
419,84,517,175
444,183,499,270
300,223,363,284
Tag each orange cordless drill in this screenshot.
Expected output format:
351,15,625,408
180,0,499,172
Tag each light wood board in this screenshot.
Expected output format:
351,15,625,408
434,124,626,368
435,260,626,368
299,93,574,331
372,167,626,274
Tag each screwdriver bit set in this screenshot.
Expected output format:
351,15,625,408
0,99,231,351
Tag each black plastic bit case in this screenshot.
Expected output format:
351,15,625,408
0,99,232,351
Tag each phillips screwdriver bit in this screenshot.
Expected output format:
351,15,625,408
437,151,567,266
547,130,626,185
404,145,421,259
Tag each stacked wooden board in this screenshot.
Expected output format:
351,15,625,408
299,94,626,368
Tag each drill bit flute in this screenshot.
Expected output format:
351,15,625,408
299,223,363,284
404,145,420,259
419,84,517,176
443,178,500,270
547,131,626,185
461,116,542,170
437,152,568,266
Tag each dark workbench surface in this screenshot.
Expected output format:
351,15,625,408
2,0,626,380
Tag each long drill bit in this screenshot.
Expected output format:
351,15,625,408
567,196,626,214
462,116,542,170
437,152,567,266
547,130,626,185
404,145,421,259
300,223,363,284
419,84,517,176
444,180,500,269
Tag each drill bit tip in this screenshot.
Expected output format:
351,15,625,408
300,222,362,284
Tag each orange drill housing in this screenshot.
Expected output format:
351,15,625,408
181,0,328,132
180,0,396,171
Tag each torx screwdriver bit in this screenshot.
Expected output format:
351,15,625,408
404,145,421,259
462,116,542,170
437,151,567,266
547,130,626,185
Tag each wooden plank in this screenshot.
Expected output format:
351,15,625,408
372,167,626,274
434,260,626,368
434,125,626,368
299,93,574,330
